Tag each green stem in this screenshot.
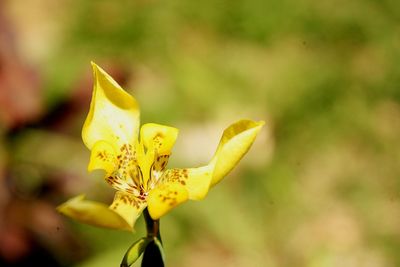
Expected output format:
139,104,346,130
143,208,162,242
141,208,164,267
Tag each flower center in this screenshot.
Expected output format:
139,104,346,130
105,143,170,198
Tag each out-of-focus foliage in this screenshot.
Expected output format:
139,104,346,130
1,0,399,266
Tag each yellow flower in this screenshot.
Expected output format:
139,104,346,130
58,62,264,231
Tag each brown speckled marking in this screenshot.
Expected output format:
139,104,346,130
162,168,189,186
147,154,171,189
110,192,144,210
96,151,105,159
154,155,170,172
153,133,165,149
96,150,116,167
157,187,179,207
105,143,143,197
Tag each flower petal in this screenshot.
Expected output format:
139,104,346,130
147,182,188,219
140,123,179,155
211,119,264,186
160,119,264,200
82,62,140,150
57,195,133,231
88,141,141,195
109,191,147,229
138,123,178,188
162,167,213,200
88,140,117,173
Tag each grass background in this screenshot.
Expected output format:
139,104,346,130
1,0,400,266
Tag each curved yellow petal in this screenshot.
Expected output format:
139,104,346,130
140,123,179,155
147,182,188,219
160,120,264,201
88,140,117,173
162,167,213,200
109,191,147,229
211,120,264,186
138,123,179,188
82,62,140,150
57,195,133,231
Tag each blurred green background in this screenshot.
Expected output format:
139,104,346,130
0,0,399,266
